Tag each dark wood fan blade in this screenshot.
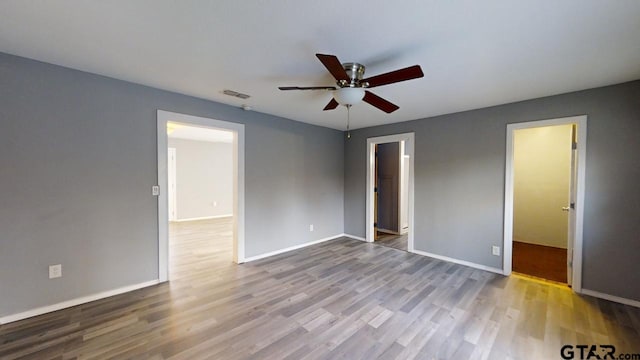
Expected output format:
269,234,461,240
323,98,339,111
316,54,350,82
362,65,424,88
363,91,399,113
278,86,336,90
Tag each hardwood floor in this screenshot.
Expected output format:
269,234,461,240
376,232,408,252
513,241,568,283
1,218,639,359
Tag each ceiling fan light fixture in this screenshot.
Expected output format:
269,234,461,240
334,87,365,106
278,53,422,113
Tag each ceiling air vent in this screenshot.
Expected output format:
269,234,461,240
223,89,251,99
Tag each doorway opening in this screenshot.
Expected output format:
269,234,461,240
157,110,245,283
366,133,414,252
503,116,587,290
167,123,234,280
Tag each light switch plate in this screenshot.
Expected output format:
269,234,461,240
152,185,160,196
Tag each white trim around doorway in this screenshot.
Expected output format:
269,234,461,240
366,133,415,252
503,115,587,292
157,110,245,283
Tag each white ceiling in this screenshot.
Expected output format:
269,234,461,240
168,122,233,143
1,1,639,130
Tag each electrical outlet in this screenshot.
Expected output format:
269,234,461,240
492,246,501,256
309,224,314,232
49,264,62,279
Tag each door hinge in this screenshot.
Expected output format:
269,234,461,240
374,222,378,227
374,187,378,192
572,142,577,150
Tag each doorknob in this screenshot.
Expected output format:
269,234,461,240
562,206,570,212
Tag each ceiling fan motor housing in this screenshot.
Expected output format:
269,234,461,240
341,63,367,87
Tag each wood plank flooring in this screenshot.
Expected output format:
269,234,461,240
513,241,567,283
376,232,408,252
1,218,639,359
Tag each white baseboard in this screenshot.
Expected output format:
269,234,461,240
244,234,349,262
343,233,367,241
0,279,160,325
174,214,232,222
581,288,640,308
410,249,505,275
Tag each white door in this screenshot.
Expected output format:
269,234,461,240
399,141,410,234
566,125,578,286
168,148,177,221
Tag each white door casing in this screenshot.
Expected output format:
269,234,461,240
167,148,177,221
503,115,587,292
157,110,245,283
366,133,415,251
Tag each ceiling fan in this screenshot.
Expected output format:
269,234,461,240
279,53,424,113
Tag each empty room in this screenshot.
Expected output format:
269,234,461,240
1,2,639,360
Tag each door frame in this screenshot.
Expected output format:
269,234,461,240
366,133,415,251
167,147,177,221
503,115,587,292
157,110,245,282
400,149,410,235
375,141,405,235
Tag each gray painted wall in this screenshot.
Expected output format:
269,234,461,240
0,52,344,318
377,142,399,232
344,80,640,301
1,49,638,319
167,138,233,220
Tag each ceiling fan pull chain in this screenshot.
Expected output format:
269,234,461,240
346,105,351,139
